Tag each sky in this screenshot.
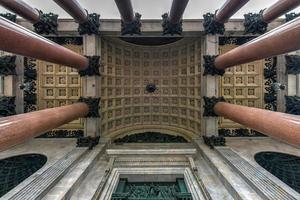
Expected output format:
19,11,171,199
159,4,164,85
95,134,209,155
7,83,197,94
0,0,299,19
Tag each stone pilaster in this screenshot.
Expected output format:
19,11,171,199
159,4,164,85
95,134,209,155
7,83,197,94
14,56,24,114
82,35,101,137
0,55,23,115
201,35,219,136
276,55,288,112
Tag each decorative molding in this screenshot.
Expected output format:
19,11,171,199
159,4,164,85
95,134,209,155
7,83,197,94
285,13,300,22
76,136,100,149
285,96,300,115
219,128,265,137
79,56,100,76
203,12,225,35
78,97,100,118
47,37,83,45
114,132,188,143
23,57,37,113
37,130,84,138
121,13,142,35
244,12,268,34
0,55,16,76
203,136,226,149
203,96,225,117
33,11,58,35
111,178,193,200
146,83,156,93
203,55,225,76
162,13,183,35
264,57,277,111
0,96,16,117
78,12,100,35
219,36,255,46
0,13,16,22
285,55,300,75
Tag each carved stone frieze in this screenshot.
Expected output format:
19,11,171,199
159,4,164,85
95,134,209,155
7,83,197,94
79,56,101,76
219,36,254,46
0,96,16,117
203,96,225,117
111,178,192,200
203,55,225,76
114,132,188,143
203,135,226,149
121,13,142,35
162,13,183,35
285,96,300,115
203,12,225,35
244,12,268,34
0,55,16,76
285,55,300,75
78,97,100,118
47,37,83,45
219,128,265,137
285,13,300,22
37,130,84,138
33,11,58,35
264,57,277,111
23,57,37,113
76,136,100,149
78,13,100,35
0,13,17,22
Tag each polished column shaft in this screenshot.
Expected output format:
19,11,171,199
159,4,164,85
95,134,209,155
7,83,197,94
0,103,89,151
262,0,300,23
114,0,134,23
0,0,40,23
53,0,88,23
215,0,249,23
215,17,300,70
214,102,300,147
168,0,189,24
0,17,89,70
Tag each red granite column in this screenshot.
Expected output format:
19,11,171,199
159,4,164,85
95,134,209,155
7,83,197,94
53,0,88,23
262,0,300,23
114,0,134,23
214,17,300,70
0,0,40,23
214,102,300,147
215,0,249,23
0,17,89,70
0,103,89,151
168,0,189,24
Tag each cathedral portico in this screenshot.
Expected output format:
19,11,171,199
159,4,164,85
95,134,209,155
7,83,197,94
0,0,300,199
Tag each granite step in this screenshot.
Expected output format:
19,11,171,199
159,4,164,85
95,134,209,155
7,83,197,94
194,140,263,200
69,155,111,200
8,148,88,200
42,144,107,200
194,154,234,200
215,147,300,200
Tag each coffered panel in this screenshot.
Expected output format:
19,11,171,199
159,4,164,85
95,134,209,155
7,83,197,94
37,44,83,130
101,38,202,137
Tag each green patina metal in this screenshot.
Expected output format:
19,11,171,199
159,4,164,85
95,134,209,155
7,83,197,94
111,178,193,200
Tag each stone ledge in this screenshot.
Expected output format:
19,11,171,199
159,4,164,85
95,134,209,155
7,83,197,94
106,148,197,155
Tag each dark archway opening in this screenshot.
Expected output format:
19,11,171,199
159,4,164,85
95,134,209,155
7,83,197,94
255,151,300,193
119,37,183,46
114,132,188,143
0,154,47,197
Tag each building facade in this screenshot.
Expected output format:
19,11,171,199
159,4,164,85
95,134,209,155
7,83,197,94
0,17,300,200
